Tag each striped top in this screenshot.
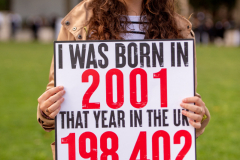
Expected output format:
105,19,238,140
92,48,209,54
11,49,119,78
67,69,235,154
120,16,146,40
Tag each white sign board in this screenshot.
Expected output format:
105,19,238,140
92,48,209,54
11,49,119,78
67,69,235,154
54,39,196,160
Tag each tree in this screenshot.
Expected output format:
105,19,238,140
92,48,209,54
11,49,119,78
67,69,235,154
0,0,10,10
189,0,236,13
189,0,237,21
65,0,71,14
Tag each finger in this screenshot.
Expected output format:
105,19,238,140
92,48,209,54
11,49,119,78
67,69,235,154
46,97,64,114
189,119,201,129
43,90,65,110
180,103,204,115
182,110,203,122
182,96,205,107
38,86,64,102
48,106,61,119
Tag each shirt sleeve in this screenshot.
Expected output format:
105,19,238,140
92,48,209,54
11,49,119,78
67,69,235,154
37,26,76,131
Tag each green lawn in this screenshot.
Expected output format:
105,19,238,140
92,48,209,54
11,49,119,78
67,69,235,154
0,42,239,160
0,42,54,160
196,46,240,159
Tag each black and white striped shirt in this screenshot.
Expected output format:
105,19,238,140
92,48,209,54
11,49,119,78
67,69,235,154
120,16,146,40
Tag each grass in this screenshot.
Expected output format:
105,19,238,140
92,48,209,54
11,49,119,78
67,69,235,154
0,42,239,159
196,46,240,159
0,42,54,160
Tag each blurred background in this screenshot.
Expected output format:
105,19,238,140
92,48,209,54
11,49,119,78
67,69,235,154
0,0,239,160
0,0,240,45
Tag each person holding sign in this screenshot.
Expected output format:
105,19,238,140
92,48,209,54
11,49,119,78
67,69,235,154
37,0,210,159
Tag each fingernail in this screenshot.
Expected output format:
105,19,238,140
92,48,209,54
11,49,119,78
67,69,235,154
59,86,64,89
183,98,187,102
62,90,65,94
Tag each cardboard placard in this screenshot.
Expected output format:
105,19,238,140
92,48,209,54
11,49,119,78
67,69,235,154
54,39,196,160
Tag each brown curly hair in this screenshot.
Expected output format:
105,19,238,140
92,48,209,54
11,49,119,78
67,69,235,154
87,0,182,40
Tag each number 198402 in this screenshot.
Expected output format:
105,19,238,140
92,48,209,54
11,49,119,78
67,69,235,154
61,130,192,160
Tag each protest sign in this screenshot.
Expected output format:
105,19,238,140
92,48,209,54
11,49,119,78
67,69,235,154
54,39,196,160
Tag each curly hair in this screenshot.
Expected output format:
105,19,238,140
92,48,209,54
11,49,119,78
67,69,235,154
87,0,182,40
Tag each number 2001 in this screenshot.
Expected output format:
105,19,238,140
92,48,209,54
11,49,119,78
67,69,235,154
82,68,167,109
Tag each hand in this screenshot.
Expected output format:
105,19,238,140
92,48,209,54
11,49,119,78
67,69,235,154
38,86,65,119
180,96,205,129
